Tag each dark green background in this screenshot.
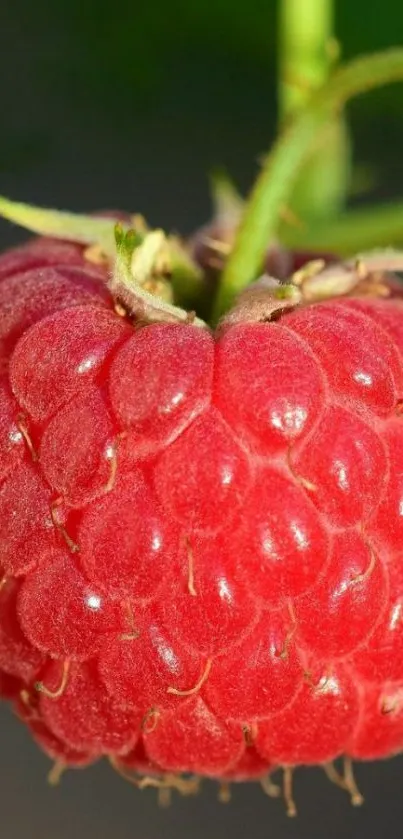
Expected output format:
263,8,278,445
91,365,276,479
1,2,403,838
1,0,403,244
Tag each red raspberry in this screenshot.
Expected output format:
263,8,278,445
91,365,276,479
255,662,360,766
0,671,22,700
38,659,142,755
1,228,403,812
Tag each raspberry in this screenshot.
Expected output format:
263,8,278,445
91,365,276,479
0,379,26,480
109,324,214,456
153,408,253,533
18,549,119,660
116,738,162,775
204,606,303,721
351,558,403,683
1,227,403,815
0,464,56,576
142,697,245,776
214,322,325,453
221,466,330,603
38,391,116,507
347,682,403,760
0,237,93,281
0,578,45,682
294,531,388,659
255,662,360,766
79,470,180,599
10,306,130,422
98,598,205,712
39,660,142,755
289,404,388,527
0,670,23,700
160,534,259,656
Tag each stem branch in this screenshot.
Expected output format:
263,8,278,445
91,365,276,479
212,48,403,321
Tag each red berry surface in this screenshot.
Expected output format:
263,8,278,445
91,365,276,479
1,231,403,789
255,662,360,766
39,659,141,754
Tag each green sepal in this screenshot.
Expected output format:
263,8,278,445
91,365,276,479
111,225,207,328
0,196,205,316
209,169,244,229
0,195,119,254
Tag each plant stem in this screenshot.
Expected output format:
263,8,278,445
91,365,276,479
212,48,403,321
278,0,334,119
278,0,350,221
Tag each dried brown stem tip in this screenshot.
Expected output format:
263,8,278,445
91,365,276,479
218,248,403,331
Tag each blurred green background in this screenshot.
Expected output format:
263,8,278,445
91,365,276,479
1,0,403,246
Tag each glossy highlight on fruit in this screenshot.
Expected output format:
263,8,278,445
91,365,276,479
1,231,403,805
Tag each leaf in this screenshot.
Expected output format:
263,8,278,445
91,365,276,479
0,196,119,253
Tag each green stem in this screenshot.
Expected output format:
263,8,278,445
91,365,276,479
212,48,403,321
278,0,350,222
279,199,403,255
278,0,334,119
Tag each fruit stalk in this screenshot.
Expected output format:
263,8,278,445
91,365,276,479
213,48,403,321
278,0,334,118
278,0,351,221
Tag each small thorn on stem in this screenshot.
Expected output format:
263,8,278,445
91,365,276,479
35,660,70,700
167,658,212,697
